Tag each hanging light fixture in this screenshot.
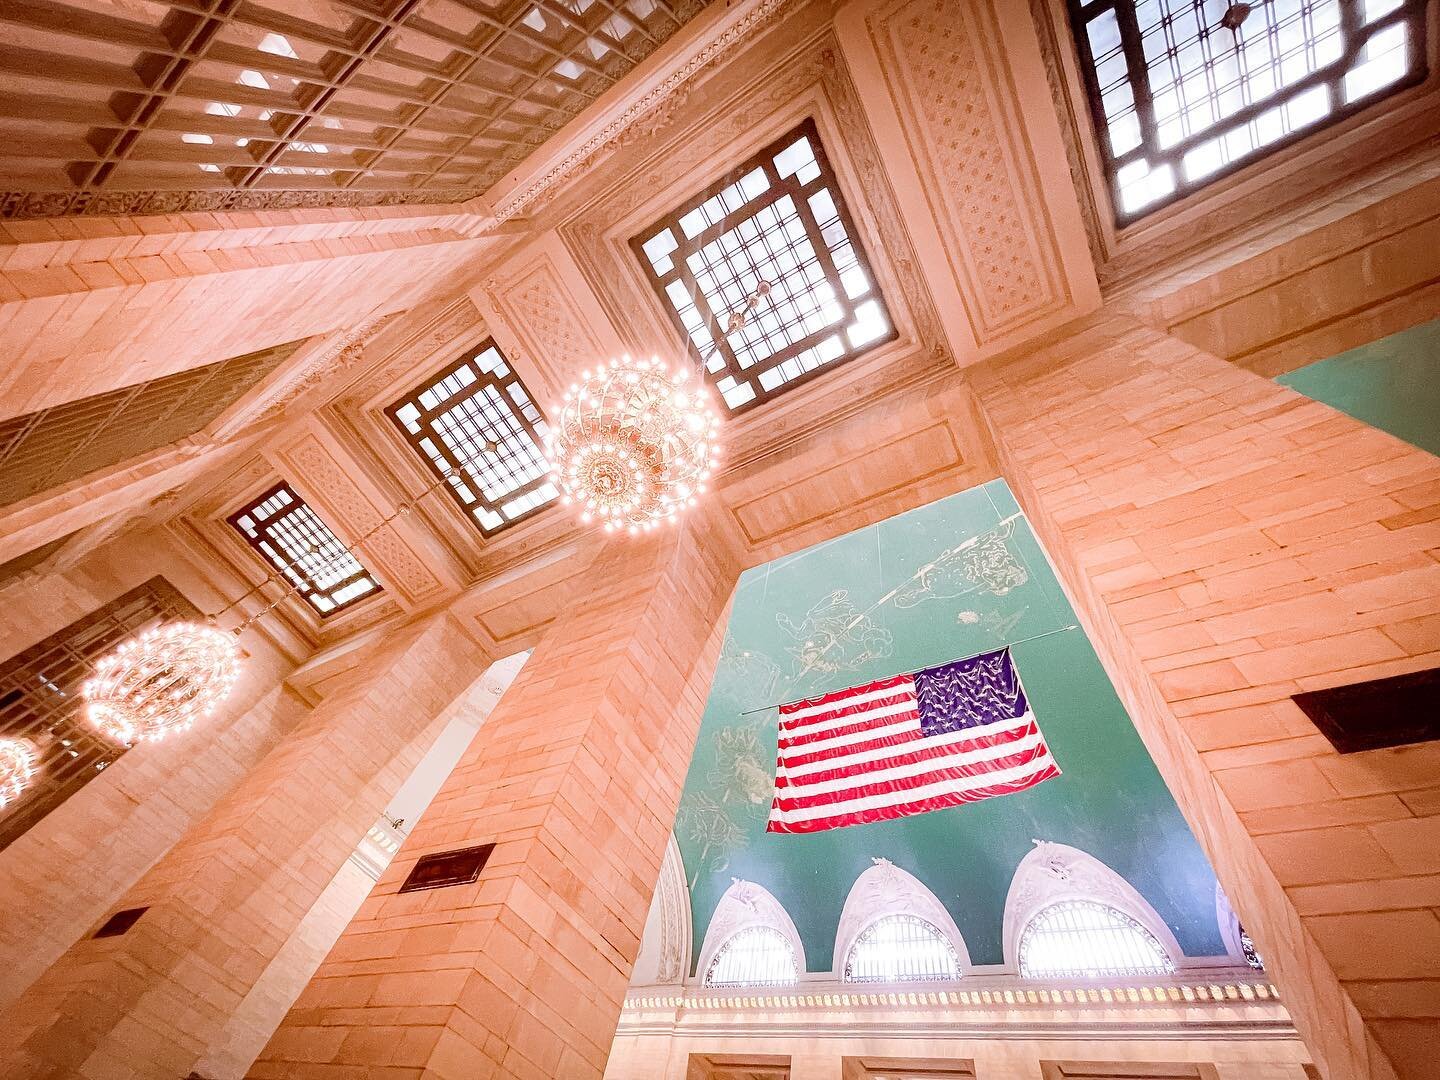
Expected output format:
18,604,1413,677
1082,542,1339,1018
82,470,459,746
0,737,37,808
84,622,241,745
547,278,774,534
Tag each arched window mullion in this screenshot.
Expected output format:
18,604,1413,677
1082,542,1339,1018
1017,899,1176,979
842,913,963,984
703,925,798,988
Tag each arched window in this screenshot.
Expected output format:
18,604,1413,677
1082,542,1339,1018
1018,899,1176,979
695,879,806,988
704,925,798,987
1238,924,1265,972
1004,841,1185,977
843,914,962,983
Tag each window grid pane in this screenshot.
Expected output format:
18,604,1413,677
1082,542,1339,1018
227,482,379,617
1018,900,1176,979
704,926,799,988
844,914,963,983
0,578,197,851
386,342,557,537
632,118,895,414
1068,0,1429,219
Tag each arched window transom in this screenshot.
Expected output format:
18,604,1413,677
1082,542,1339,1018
704,925,798,988
843,914,962,983
1018,899,1176,979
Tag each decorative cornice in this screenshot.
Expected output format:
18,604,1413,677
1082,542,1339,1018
619,976,1296,1041
0,186,483,222
491,0,797,223
253,314,404,422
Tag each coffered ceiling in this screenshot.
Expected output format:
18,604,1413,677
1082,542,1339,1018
0,0,705,219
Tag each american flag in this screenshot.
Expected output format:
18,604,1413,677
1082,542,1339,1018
767,648,1060,834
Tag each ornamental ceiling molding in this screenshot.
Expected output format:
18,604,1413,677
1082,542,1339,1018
865,0,1071,342
490,0,799,224
0,186,483,224
247,315,404,426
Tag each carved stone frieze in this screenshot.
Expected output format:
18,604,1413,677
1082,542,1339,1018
867,0,1068,340
490,257,605,392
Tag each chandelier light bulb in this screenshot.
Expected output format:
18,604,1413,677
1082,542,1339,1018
548,353,720,534
0,737,37,808
83,622,242,745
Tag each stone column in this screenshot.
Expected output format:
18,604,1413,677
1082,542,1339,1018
0,611,491,1079
251,508,743,1079
970,313,1440,1080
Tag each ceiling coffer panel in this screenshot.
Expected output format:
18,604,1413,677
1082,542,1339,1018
0,0,706,220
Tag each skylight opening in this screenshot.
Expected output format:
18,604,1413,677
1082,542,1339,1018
386,341,557,537
227,483,380,617
1068,0,1429,220
633,118,894,414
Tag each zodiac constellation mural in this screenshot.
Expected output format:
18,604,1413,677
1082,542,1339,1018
893,519,1029,609
775,589,894,683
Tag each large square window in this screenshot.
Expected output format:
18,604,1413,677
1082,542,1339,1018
633,119,894,413
386,341,557,536
227,482,380,616
1068,0,1428,219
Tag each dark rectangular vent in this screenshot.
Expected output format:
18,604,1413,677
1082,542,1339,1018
398,843,494,893
94,905,148,938
1293,666,1440,753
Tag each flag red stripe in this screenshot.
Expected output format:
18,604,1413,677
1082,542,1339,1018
780,688,919,732
778,674,911,717
775,722,1039,789
772,745,1053,812
780,706,920,749
766,763,1062,834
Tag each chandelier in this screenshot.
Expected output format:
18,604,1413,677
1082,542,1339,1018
548,356,719,532
0,737,37,808
547,279,774,534
81,469,459,746
83,622,241,744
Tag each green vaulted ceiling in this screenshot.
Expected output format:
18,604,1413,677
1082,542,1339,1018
676,479,1229,974
1277,316,1440,457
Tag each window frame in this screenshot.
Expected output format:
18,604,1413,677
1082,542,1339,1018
226,481,380,618
703,924,800,988
842,912,965,984
630,116,897,415
1064,0,1432,224
384,339,557,538
1017,897,1178,980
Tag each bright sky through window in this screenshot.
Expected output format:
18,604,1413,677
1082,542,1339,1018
1069,0,1428,218
387,342,557,537
228,483,380,616
704,926,799,988
634,119,894,413
843,915,963,983
1017,900,1176,979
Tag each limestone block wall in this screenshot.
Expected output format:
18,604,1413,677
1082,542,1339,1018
253,510,743,1079
0,611,491,1078
0,528,301,1012
969,313,1440,1080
